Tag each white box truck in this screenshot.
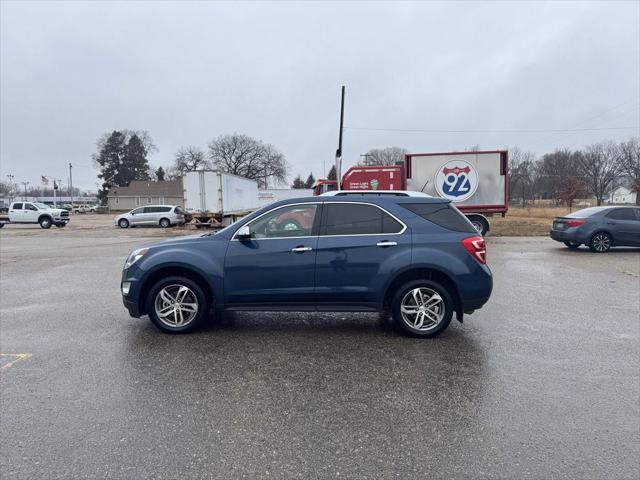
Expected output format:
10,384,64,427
405,150,509,234
257,189,314,208
183,170,260,228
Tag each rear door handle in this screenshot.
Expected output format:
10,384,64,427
291,246,313,253
376,241,398,247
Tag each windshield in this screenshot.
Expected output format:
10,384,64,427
34,202,50,209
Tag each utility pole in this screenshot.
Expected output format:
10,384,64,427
6,174,15,202
21,181,29,200
69,163,74,209
335,85,345,190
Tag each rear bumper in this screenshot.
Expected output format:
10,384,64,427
550,229,588,243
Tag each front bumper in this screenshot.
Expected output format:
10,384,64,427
123,295,141,318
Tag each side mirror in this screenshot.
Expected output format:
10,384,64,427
236,225,252,240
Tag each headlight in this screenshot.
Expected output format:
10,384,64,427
124,248,149,269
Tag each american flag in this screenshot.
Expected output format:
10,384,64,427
41,176,49,185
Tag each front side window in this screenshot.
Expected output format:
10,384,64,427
24,203,37,211
131,208,144,215
245,204,318,238
321,203,403,235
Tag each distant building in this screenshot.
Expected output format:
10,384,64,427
107,180,183,211
611,187,637,205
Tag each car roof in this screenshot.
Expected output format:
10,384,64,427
266,195,449,209
320,190,431,197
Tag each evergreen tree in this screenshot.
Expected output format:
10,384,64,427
94,130,152,204
304,172,316,188
291,175,305,189
327,165,337,180
123,134,151,181
155,166,166,181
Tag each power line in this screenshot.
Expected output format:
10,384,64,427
344,126,638,134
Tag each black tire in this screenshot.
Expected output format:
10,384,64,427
118,218,129,229
159,218,171,228
391,279,454,338
0,223,4,229
39,216,52,229
564,241,580,249
146,276,209,334
467,215,489,236
589,232,612,253
55,223,67,228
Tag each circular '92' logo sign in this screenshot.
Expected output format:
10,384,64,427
434,160,479,202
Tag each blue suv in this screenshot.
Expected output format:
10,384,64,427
121,196,492,337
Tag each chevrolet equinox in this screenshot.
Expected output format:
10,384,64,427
121,196,492,337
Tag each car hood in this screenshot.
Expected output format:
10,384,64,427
143,234,213,249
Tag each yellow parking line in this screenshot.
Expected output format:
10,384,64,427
0,353,32,370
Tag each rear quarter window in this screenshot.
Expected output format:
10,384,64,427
402,203,477,233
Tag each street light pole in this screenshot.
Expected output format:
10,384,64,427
21,181,29,200
6,174,14,202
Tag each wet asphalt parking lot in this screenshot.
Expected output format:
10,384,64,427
1,225,639,479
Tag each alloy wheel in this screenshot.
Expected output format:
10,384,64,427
592,233,611,252
154,284,199,328
400,287,445,332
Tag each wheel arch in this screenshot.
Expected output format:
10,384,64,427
590,229,616,246
138,265,213,315
383,267,461,314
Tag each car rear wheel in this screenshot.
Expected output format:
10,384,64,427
118,218,129,228
589,232,612,252
146,276,208,333
39,217,52,229
564,241,580,249
391,280,453,337
159,218,171,228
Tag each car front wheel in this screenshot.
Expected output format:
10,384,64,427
39,217,52,229
589,232,612,252
146,276,208,333
118,219,129,228
391,280,453,337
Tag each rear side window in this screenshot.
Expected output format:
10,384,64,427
606,208,636,221
12,203,23,209
321,203,403,235
402,203,476,233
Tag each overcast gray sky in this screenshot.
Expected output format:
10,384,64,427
1,0,639,191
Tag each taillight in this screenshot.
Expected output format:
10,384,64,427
462,236,486,264
566,219,585,228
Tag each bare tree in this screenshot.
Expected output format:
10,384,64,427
578,142,621,206
174,146,209,175
618,137,640,205
557,176,588,211
536,149,582,205
208,134,288,188
360,146,408,166
508,147,537,207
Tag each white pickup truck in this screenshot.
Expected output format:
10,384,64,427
0,202,71,229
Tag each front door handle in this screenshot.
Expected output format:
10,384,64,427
291,246,313,253
376,241,398,247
